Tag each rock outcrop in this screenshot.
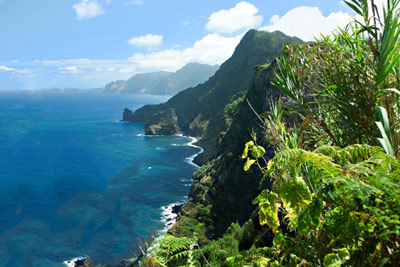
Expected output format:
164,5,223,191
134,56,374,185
145,108,180,135
122,108,135,121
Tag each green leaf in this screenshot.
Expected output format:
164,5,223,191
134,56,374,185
244,158,256,171
272,231,285,248
255,191,280,233
278,178,312,214
375,107,395,156
323,248,350,266
337,248,350,262
242,141,254,159
298,198,323,235
251,145,266,158
344,1,363,16
323,253,341,267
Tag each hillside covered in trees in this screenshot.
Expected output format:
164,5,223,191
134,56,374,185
122,1,400,266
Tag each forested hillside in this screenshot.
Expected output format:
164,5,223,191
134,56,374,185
124,1,400,266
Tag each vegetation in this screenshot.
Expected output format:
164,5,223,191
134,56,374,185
237,0,400,265
129,1,400,266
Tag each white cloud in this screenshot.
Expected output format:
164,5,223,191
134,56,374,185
127,34,163,47
206,1,263,34
40,59,134,74
58,66,80,74
73,0,104,19
17,32,239,89
0,65,13,72
125,0,143,5
0,65,31,74
261,6,352,41
128,34,240,71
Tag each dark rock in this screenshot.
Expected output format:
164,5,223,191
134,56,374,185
171,204,183,214
67,255,90,267
122,108,135,122
145,108,179,135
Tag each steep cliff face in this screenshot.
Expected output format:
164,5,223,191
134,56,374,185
145,108,180,135
125,30,303,164
122,108,135,121
122,29,304,242
170,64,283,238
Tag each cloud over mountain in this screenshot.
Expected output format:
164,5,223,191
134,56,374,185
261,6,352,41
206,1,263,34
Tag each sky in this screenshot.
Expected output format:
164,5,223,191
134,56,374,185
0,0,357,90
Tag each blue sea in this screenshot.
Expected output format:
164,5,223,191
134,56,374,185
0,92,200,266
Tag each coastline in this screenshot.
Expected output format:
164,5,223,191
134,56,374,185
131,134,204,264
158,134,203,232
64,133,204,266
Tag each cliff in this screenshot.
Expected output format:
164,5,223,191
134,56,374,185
169,63,283,239
122,108,135,122
144,108,180,135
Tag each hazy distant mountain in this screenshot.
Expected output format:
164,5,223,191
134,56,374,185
104,63,219,95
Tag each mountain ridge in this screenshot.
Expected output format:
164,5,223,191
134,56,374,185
104,63,219,95
124,30,303,164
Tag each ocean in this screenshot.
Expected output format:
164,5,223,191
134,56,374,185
0,91,200,266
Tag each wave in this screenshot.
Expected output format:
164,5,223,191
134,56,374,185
157,135,203,235
183,136,204,168
63,255,89,267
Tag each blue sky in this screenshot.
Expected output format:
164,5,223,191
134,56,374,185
0,0,355,90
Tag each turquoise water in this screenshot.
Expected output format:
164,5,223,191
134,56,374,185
0,92,199,266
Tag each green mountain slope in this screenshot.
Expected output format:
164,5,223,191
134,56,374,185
125,30,303,164
170,63,282,240
104,63,218,95
122,30,304,266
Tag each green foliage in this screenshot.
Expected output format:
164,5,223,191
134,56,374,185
263,97,303,153
224,92,246,122
152,234,195,266
253,191,280,234
323,248,350,267
138,2,400,267
198,233,239,266
376,106,395,156
234,3,400,266
273,0,400,153
244,142,400,266
242,140,266,171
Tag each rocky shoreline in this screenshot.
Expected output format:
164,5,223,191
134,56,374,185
64,134,202,267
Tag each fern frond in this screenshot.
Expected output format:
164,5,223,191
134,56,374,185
155,234,195,264
314,145,341,157
335,144,383,164
268,148,341,182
